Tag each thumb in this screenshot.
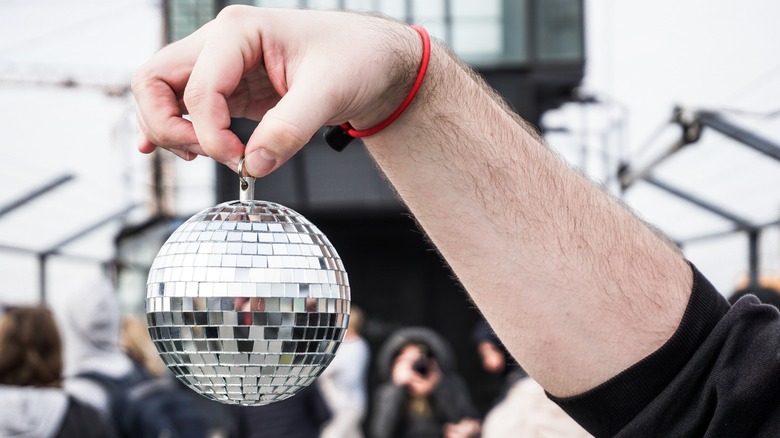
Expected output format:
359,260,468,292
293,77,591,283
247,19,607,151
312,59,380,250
244,83,335,177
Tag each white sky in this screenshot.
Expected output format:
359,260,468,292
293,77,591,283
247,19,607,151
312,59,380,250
0,0,170,304
1,0,779,304
548,0,780,292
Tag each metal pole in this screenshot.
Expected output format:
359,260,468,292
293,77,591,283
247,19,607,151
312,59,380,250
619,107,701,191
748,230,760,289
443,0,452,47
0,174,74,218
42,205,138,254
38,253,47,303
644,177,755,229
697,111,780,162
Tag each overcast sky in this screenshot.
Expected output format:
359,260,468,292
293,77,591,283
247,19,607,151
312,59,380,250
552,0,780,292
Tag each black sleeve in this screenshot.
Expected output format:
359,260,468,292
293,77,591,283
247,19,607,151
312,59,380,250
305,383,333,428
550,264,780,437
430,375,480,423
368,383,406,438
57,397,117,438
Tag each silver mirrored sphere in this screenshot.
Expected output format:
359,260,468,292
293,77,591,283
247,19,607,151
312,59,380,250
146,200,350,405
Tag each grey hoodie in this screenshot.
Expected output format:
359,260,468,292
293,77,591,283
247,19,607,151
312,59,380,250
0,385,69,438
50,276,133,415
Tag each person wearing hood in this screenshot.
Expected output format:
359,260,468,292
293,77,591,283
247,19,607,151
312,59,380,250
369,327,480,438
50,277,136,417
52,276,218,438
0,305,114,438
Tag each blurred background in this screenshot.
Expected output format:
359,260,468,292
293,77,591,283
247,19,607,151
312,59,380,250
2,0,780,417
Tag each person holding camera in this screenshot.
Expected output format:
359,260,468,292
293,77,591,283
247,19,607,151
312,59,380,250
370,327,480,438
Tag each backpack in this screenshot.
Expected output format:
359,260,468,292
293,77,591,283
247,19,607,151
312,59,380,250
77,366,208,438
56,396,115,438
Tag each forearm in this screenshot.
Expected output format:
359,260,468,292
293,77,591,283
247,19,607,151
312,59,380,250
131,7,694,400
363,42,692,397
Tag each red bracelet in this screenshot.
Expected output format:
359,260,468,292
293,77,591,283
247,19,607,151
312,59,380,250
324,25,431,151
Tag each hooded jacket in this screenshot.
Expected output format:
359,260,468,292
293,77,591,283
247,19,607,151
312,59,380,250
50,277,134,415
0,384,113,438
0,385,69,437
369,327,479,438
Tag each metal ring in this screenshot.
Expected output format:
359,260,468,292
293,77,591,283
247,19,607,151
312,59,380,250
237,157,248,179
237,157,250,190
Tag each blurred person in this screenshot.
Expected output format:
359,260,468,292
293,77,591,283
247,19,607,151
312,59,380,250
120,314,167,377
470,319,525,411
318,305,371,438
120,313,237,438
473,321,592,437
230,383,332,438
471,319,521,378
53,277,209,438
728,285,780,309
482,377,593,438
370,327,480,438
476,337,506,375
52,277,136,417
0,305,114,438
131,7,780,436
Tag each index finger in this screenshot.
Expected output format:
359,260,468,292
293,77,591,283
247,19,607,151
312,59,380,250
132,28,210,153
182,8,260,169
132,77,198,152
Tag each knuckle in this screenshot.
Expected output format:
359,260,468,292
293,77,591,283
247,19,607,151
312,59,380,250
182,81,208,110
152,129,177,147
265,116,310,152
130,69,150,93
216,4,250,22
131,62,160,96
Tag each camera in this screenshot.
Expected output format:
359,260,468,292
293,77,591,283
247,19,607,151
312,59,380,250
412,356,429,377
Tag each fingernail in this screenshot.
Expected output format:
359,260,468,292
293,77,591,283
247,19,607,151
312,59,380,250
247,148,277,176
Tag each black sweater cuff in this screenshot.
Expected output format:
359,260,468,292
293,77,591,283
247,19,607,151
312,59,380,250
549,263,730,437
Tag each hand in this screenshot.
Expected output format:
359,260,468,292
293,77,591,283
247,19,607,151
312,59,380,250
132,6,420,176
391,345,442,396
406,359,441,397
443,419,481,438
478,341,505,373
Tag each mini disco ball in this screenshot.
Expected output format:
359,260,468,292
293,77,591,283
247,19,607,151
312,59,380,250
146,169,349,405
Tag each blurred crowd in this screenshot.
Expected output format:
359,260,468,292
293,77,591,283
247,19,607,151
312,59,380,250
0,276,603,437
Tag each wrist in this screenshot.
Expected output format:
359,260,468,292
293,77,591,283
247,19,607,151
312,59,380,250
346,24,423,131
365,38,452,145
